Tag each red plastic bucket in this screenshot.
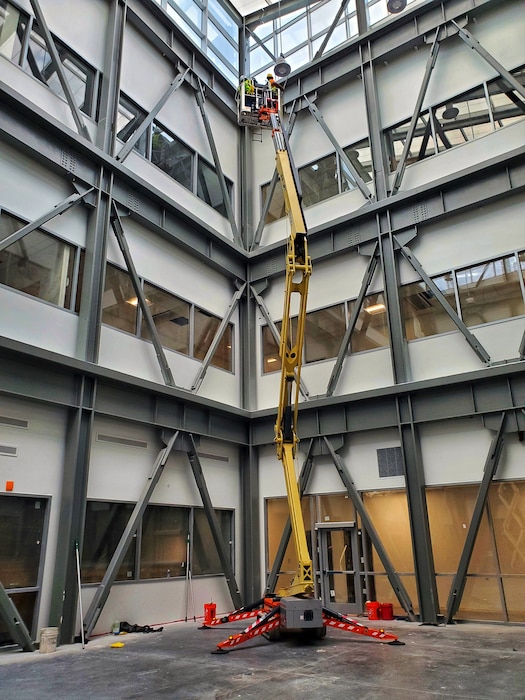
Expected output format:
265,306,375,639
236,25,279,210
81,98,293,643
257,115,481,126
379,603,394,620
365,601,381,620
204,603,216,624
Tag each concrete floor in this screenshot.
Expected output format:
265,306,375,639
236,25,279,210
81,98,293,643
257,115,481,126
1,617,524,699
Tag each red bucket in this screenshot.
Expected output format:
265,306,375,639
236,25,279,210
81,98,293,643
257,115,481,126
365,601,381,620
204,603,216,624
379,603,394,620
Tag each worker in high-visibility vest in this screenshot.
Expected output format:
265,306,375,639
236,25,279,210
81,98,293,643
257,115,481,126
266,73,283,109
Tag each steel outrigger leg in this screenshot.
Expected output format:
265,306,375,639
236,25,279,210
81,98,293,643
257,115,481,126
199,596,274,629
211,604,282,654
322,607,405,645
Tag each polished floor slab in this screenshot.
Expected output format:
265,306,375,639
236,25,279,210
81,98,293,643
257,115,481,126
0,617,524,699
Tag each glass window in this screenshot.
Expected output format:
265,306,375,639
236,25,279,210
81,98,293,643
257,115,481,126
489,481,525,576
280,16,308,54
262,179,286,224
102,263,138,333
194,307,232,370
0,0,26,64
456,255,525,327
0,213,76,309
166,4,201,45
489,68,525,130
0,496,46,589
312,22,347,57
342,140,373,188
266,496,312,593
386,113,437,171
23,27,95,116
152,125,194,191
116,96,149,157
208,0,237,41
168,0,202,31
82,502,136,583
208,19,237,67
140,505,189,579
197,158,231,216
262,323,281,373
350,292,389,352
141,282,190,355
299,153,339,207
433,87,492,149
304,304,345,363
401,273,458,340
192,508,232,575
311,0,345,34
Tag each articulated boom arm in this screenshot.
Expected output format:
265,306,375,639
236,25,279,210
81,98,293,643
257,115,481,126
271,112,313,596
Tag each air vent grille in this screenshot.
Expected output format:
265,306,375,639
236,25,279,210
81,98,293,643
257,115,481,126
377,447,404,477
0,416,28,429
97,434,148,449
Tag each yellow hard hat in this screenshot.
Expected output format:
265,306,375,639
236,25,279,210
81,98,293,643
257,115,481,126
267,73,273,78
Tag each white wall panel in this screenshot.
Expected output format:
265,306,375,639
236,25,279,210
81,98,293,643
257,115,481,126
333,347,393,397
413,192,525,278
378,1,525,130
112,217,233,313
82,576,233,635
396,121,525,196
39,0,109,69
0,139,88,248
420,419,494,486
409,330,489,384
0,287,78,356
121,24,174,111
118,150,233,241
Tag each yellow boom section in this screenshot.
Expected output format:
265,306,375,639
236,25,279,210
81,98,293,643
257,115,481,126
271,114,313,597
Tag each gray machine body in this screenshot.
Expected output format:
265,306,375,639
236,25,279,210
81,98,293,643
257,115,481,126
279,597,324,629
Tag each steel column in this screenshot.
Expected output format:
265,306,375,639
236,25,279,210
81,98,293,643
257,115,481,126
195,80,241,246
191,282,246,392
304,96,374,204
325,244,379,397
186,434,243,609
110,204,176,387
28,0,91,141
49,376,94,644
240,443,261,601
116,68,189,162
397,396,439,624
380,226,411,384
397,239,491,364
359,41,389,201
96,0,126,153
84,430,180,638
445,413,506,623
324,437,417,620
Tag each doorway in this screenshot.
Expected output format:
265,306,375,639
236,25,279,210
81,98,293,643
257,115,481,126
316,521,364,614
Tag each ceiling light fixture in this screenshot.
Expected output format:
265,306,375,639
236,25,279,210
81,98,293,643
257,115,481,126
274,53,291,78
365,303,386,315
442,103,459,120
387,0,407,13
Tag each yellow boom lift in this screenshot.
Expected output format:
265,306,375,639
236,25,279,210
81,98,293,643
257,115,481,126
202,81,403,653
